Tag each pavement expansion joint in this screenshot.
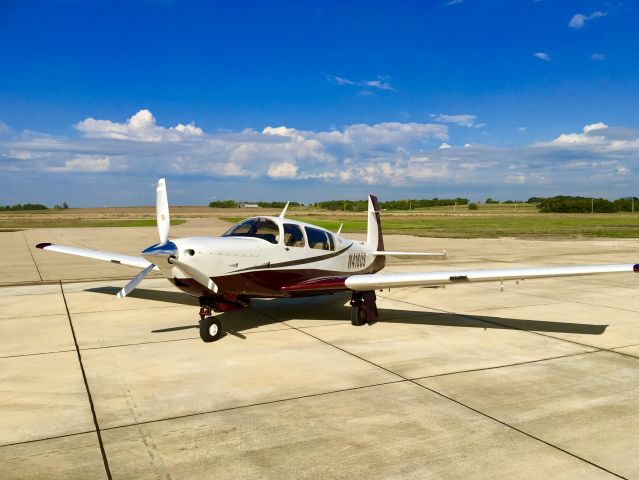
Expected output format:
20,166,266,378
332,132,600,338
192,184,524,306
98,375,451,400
0,348,76,360
0,429,97,450
473,282,639,316
22,231,43,282
408,349,602,381
416,382,628,479
378,293,639,361
261,308,629,480
100,379,408,433
463,300,564,313
67,303,189,316
60,282,112,480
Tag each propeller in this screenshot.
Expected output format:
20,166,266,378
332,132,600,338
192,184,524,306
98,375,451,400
117,264,155,299
169,257,218,293
156,178,170,244
117,178,219,298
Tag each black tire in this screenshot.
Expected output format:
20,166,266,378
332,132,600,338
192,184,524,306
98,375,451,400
351,305,367,326
200,316,223,342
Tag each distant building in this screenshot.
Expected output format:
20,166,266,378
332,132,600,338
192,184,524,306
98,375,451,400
241,203,260,208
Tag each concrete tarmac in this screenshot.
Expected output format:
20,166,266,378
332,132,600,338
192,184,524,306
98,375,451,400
1,224,638,479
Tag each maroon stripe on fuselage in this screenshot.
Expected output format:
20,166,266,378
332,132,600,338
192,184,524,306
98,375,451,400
168,263,382,299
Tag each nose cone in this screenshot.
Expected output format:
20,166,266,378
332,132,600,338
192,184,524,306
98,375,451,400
141,241,178,269
141,241,178,257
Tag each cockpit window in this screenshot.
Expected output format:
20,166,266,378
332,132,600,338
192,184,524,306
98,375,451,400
283,223,305,247
305,226,333,250
223,218,280,244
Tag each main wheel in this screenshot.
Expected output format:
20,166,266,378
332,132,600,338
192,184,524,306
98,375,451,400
351,304,367,326
200,316,223,342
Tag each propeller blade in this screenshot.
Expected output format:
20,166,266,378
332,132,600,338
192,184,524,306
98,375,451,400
156,178,170,244
169,257,219,293
117,264,155,298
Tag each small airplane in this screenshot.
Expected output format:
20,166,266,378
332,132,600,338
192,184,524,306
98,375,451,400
37,179,639,342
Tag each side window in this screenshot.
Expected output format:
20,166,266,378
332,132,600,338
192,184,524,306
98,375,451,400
305,227,330,250
326,232,335,251
283,224,305,247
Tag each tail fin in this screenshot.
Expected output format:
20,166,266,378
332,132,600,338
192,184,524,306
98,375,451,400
367,195,386,271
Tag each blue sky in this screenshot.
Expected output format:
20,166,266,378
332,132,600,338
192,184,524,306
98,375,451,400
1,0,638,206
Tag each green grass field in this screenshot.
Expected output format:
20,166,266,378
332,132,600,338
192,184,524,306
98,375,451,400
0,218,186,230
223,212,639,239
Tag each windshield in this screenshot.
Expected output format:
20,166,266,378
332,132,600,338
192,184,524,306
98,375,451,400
223,218,280,244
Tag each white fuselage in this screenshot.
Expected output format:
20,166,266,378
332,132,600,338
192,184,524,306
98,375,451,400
144,216,383,298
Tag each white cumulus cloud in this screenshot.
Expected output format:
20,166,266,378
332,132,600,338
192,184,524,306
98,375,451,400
268,161,298,179
46,155,126,173
533,52,551,61
76,109,203,142
4,111,639,200
328,75,395,92
569,11,606,29
430,113,478,127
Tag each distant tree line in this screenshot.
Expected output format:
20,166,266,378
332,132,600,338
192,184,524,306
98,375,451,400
209,200,302,208
312,198,469,212
537,196,639,213
0,202,69,211
0,203,49,211
208,195,639,214
482,197,544,204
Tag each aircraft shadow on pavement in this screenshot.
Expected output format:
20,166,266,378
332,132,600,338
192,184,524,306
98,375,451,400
87,286,200,306
86,287,607,336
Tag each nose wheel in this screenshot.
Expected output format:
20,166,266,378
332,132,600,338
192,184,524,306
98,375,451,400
200,316,223,342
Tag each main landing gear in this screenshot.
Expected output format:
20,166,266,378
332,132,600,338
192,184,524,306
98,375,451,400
350,291,379,326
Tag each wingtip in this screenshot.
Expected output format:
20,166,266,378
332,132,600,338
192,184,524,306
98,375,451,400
35,242,52,249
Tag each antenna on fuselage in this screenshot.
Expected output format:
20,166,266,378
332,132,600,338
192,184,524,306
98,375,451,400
336,223,343,235
279,201,290,218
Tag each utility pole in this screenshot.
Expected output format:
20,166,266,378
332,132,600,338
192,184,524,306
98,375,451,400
591,198,594,214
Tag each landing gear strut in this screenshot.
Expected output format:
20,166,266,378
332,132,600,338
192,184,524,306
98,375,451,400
350,291,379,326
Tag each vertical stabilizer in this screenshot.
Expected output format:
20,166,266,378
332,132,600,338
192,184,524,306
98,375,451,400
366,195,385,251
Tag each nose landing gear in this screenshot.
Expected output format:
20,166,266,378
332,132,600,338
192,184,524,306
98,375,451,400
350,291,379,326
200,315,223,342
198,297,223,342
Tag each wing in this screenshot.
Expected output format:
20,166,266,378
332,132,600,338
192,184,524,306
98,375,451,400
344,263,638,290
36,243,155,270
